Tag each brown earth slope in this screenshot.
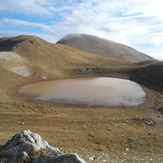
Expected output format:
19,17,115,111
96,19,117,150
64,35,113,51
0,35,130,78
0,35,163,162
57,34,154,63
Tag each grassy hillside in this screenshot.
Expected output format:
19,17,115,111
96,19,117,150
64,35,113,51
0,35,163,162
130,61,163,92
57,34,154,63
0,35,131,78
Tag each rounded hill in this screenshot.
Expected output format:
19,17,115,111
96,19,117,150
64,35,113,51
57,34,154,63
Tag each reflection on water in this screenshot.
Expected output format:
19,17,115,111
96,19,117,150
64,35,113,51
19,77,146,106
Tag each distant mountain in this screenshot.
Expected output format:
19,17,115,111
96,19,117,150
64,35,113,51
57,34,154,63
0,35,126,78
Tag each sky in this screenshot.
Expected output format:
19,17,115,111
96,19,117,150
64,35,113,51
0,0,163,60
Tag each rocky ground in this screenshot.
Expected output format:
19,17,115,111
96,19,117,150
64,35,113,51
0,70,163,162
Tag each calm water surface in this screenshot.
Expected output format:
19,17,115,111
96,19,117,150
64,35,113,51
19,77,146,106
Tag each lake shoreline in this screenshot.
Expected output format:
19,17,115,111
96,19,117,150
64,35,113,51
16,80,156,110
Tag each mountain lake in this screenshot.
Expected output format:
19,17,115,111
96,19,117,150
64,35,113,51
19,77,146,107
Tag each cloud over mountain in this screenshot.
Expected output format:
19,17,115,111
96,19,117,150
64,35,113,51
0,0,163,60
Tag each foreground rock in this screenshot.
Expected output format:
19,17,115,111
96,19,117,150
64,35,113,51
0,130,86,163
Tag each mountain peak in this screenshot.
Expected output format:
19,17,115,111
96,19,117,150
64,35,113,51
57,34,154,63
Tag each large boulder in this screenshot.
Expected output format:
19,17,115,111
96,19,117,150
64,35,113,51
0,130,86,163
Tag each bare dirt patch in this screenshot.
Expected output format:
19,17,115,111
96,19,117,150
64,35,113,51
0,51,31,77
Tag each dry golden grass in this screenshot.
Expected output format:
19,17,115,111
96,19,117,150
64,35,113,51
0,35,163,162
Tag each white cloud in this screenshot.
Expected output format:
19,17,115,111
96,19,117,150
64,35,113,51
0,0,163,60
1,18,52,32
0,0,53,16
148,53,163,61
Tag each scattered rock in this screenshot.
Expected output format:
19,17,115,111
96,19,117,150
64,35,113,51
40,75,47,79
18,121,25,125
0,130,86,163
79,67,92,72
145,121,155,126
89,156,95,161
132,117,156,126
125,148,129,151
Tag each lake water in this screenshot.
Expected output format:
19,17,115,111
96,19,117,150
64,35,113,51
19,77,146,107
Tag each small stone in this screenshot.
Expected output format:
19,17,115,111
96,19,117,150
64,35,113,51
40,75,47,79
125,148,129,151
89,156,95,161
18,122,25,125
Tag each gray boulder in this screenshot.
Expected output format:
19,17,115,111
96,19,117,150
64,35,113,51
0,130,86,163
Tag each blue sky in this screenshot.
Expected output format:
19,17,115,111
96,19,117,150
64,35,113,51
0,0,163,60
